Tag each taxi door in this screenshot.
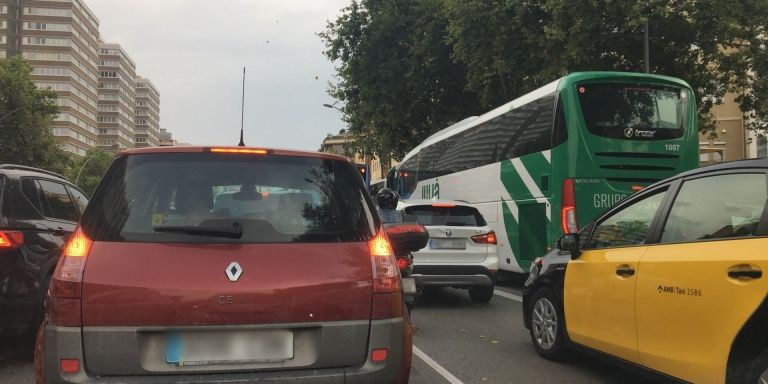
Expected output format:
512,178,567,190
564,187,669,364
636,172,768,383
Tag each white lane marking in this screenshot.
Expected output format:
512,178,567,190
413,346,465,384
494,289,523,302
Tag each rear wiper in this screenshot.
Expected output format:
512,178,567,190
153,223,243,239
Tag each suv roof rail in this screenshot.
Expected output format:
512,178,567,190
0,164,67,180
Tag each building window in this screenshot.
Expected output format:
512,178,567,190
99,71,118,78
0,5,6,13
758,136,768,158
24,7,72,17
25,37,71,47
1,21,7,29
24,22,71,32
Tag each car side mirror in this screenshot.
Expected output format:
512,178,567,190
557,233,581,259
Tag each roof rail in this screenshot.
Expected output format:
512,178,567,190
0,164,67,180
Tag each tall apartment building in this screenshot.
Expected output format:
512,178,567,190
96,42,135,151
0,0,101,156
134,76,159,147
1,0,167,155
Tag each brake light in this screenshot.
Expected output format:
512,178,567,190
561,178,578,234
396,256,411,271
49,227,92,326
471,230,497,245
631,185,644,191
0,231,24,249
210,148,268,154
431,203,455,208
369,230,399,293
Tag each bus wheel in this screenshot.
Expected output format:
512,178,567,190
469,285,494,303
528,288,568,360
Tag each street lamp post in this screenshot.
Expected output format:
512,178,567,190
322,103,343,112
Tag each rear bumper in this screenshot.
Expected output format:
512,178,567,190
411,265,496,287
42,318,409,384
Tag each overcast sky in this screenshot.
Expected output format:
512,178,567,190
88,0,350,150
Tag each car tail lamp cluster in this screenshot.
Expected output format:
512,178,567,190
369,230,400,293
0,231,24,249
49,227,92,326
471,230,497,245
369,229,403,319
561,178,578,234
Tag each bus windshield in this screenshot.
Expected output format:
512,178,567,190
577,83,687,140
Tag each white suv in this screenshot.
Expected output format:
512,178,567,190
398,200,499,303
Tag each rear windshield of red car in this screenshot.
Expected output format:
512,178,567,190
403,205,486,227
81,153,378,243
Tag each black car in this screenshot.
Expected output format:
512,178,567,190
0,164,87,336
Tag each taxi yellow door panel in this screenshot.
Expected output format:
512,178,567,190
565,247,646,363
635,172,768,383
564,188,668,364
637,239,768,383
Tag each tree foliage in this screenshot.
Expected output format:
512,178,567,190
321,0,768,158
0,56,71,173
66,148,114,196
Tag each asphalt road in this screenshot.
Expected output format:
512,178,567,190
0,280,648,384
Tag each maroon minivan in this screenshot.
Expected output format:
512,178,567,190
36,147,412,384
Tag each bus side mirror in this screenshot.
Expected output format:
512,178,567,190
557,233,581,259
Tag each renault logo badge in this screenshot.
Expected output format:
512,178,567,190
226,262,242,282
445,229,452,237
624,127,634,138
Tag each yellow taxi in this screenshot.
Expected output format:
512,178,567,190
523,158,768,383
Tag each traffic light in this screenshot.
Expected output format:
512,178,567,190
356,164,370,188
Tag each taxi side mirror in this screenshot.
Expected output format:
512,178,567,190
557,233,581,259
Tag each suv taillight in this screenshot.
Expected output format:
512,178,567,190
48,227,92,326
561,178,578,234
369,229,403,319
471,230,497,245
0,231,24,249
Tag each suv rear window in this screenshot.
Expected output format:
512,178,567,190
403,205,486,227
81,153,377,243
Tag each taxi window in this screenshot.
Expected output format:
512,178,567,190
661,173,767,243
589,189,667,248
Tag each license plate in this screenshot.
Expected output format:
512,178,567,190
166,330,293,366
430,239,466,250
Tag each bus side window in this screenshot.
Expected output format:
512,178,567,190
553,97,568,147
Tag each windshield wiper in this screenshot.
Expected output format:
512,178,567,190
153,223,243,239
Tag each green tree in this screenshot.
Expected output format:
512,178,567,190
0,55,70,173
320,0,484,159
323,0,768,148
67,148,114,196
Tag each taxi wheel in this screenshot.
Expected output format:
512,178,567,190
469,285,494,303
528,288,568,360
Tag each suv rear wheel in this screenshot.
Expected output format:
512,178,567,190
528,288,568,360
468,285,494,303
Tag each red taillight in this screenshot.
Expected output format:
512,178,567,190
431,203,455,208
49,227,92,326
0,231,24,249
471,230,497,245
371,348,388,362
396,256,411,271
369,230,400,293
561,179,578,234
60,359,80,373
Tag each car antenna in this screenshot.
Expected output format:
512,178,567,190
238,66,246,146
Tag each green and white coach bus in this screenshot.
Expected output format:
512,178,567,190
387,72,699,273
